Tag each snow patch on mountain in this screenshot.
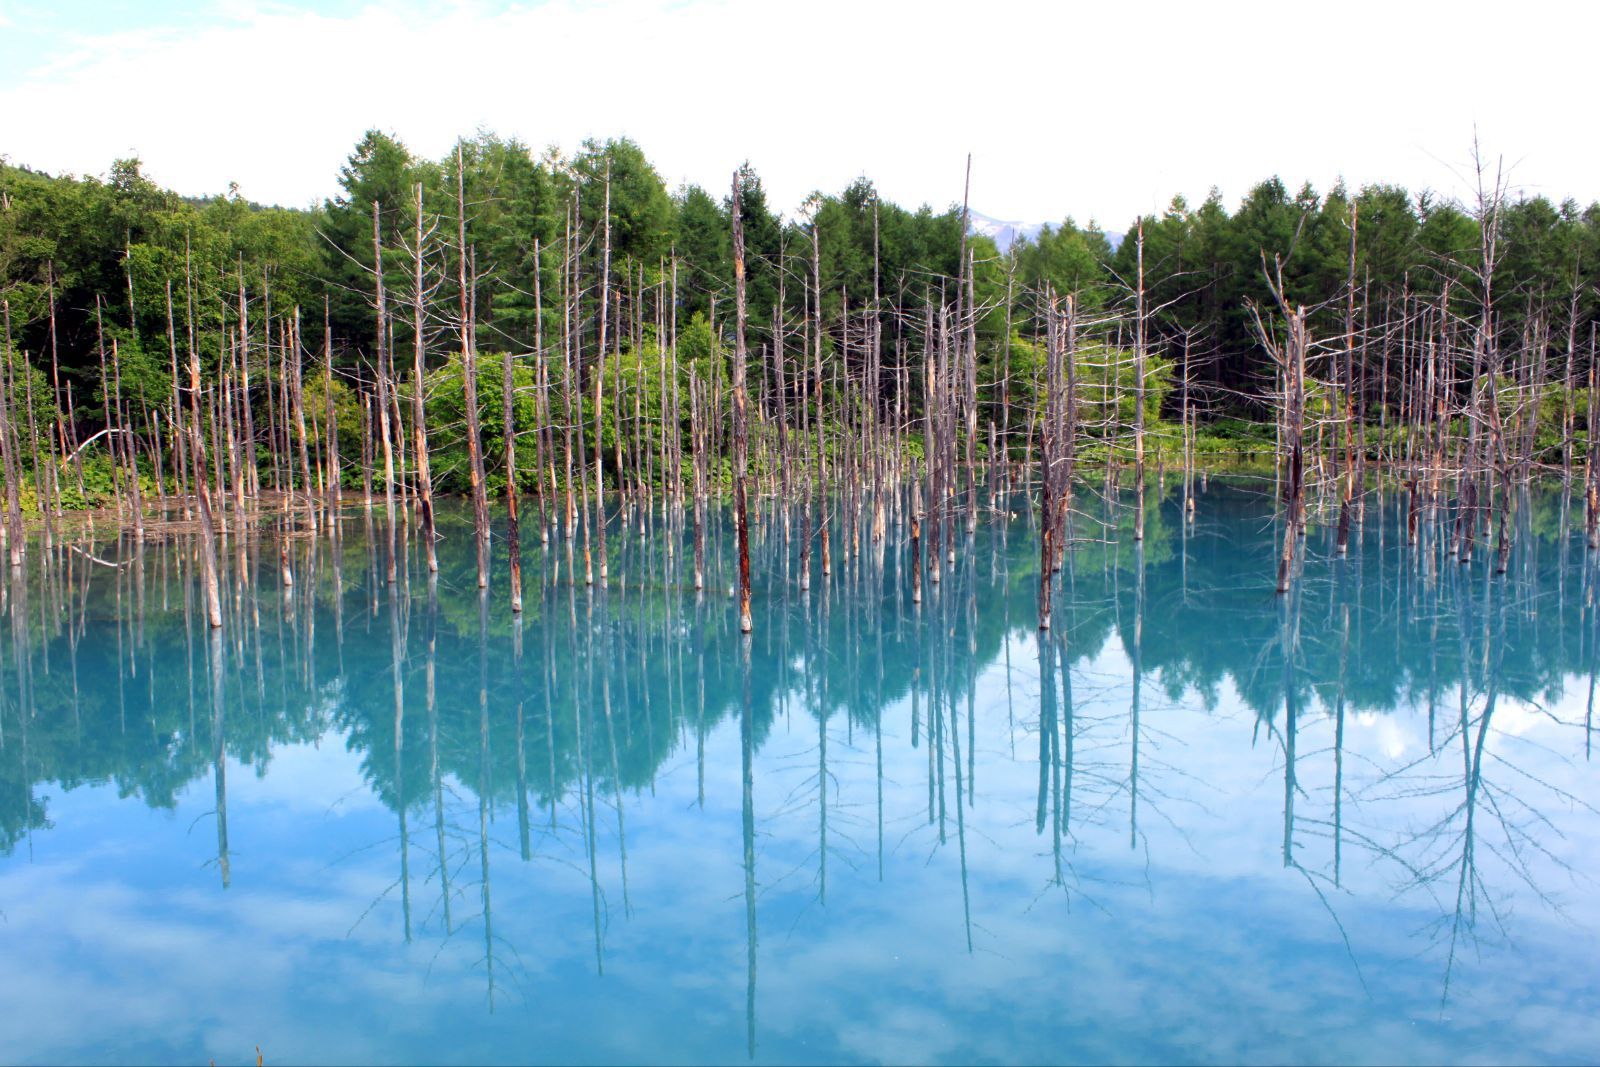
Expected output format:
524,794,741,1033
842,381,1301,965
966,209,1044,251
968,209,1124,254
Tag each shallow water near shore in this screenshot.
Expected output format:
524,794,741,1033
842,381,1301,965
1,481,1597,1065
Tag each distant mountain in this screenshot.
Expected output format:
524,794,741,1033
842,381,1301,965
969,209,1124,255
966,209,1044,252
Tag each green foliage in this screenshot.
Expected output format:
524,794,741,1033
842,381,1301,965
5,357,60,434
418,350,540,494
992,333,1171,442
674,312,729,387
8,139,1600,498
583,314,729,488
572,138,674,266
1012,217,1111,308
54,453,121,509
301,371,366,486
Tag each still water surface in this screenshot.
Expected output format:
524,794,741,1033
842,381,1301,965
1,484,1597,1064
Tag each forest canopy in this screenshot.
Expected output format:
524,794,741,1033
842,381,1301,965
3,131,1598,500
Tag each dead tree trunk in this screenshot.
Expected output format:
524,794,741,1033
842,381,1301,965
732,170,753,634
1039,294,1059,630
0,300,23,565
408,183,438,572
113,338,145,540
503,324,523,612
690,365,705,591
291,308,315,532
955,157,979,537
1584,330,1598,550
177,279,223,629
47,262,84,500
1336,207,1358,555
1278,309,1307,594
323,300,340,523
238,264,260,498
1253,262,1307,596
1132,222,1147,541
374,205,399,584
594,167,612,586
457,148,491,588
532,237,550,545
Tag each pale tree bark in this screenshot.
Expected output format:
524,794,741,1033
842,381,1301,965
503,309,523,612
457,146,491,588
593,164,612,586
0,300,23,565
324,299,340,522
410,183,438,572
731,169,753,634
291,308,315,533
374,204,398,584
1132,222,1147,542
176,277,223,628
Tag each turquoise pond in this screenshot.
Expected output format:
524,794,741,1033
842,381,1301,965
0,482,1597,1064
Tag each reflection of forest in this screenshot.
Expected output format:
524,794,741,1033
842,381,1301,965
2,479,1597,1058
0,481,1595,855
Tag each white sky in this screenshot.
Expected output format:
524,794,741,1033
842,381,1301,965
1,0,1595,227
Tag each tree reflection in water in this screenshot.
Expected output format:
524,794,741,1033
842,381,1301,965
0,481,1596,1061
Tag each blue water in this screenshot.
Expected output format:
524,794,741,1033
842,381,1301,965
1,482,1597,1065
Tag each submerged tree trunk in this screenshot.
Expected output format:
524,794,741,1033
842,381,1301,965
1335,207,1358,556
732,170,753,634
1278,307,1307,595
374,205,399,584
291,308,315,532
0,300,23,565
1132,222,1147,542
410,183,438,572
457,148,491,588
594,167,612,586
503,330,523,612
323,301,340,523
177,278,223,629
1039,295,1058,631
